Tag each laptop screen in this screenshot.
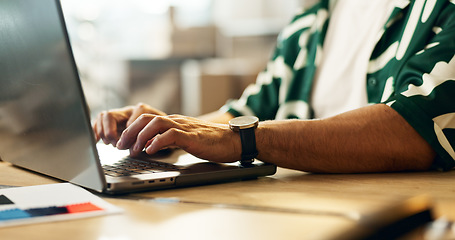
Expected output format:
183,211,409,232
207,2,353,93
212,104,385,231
0,0,105,191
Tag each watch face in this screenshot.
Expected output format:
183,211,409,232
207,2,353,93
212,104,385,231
229,116,259,130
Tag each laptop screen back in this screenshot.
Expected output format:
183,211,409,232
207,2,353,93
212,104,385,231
0,0,105,191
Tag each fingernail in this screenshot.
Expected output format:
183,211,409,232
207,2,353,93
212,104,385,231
146,144,153,154
116,139,123,149
133,143,142,152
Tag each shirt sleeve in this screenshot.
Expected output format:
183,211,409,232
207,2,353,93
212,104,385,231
223,47,283,120
221,3,324,121
385,4,455,171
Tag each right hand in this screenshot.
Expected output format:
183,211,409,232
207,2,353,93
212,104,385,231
92,103,166,146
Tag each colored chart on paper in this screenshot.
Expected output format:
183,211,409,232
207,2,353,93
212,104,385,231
0,202,103,221
0,183,122,227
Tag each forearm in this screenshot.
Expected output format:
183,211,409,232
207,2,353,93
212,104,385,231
256,104,435,173
198,110,234,124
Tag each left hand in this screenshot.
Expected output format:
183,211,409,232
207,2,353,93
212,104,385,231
115,114,241,163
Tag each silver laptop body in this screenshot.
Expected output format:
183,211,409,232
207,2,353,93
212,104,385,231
0,0,276,194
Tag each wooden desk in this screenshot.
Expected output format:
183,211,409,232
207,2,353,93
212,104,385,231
1,160,454,240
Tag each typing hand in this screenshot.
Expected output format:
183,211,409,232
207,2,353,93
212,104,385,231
92,103,166,146
115,114,241,163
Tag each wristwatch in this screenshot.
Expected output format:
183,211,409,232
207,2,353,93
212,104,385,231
229,116,259,165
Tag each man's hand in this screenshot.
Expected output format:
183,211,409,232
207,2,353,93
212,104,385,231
92,103,166,146
116,114,241,163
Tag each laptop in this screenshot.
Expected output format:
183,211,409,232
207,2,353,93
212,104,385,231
0,0,276,194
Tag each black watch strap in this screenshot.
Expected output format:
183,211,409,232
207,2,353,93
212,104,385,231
239,127,258,161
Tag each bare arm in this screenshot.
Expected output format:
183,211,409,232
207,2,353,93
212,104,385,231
198,110,235,124
98,103,436,173
255,104,435,173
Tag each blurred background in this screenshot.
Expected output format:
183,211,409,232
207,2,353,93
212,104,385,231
61,0,314,118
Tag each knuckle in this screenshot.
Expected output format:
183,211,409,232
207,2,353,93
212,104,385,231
135,102,147,109
137,114,146,121
137,130,148,141
152,115,168,124
137,114,153,121
167,128,182,137
135,103,151,113
105,111,115,118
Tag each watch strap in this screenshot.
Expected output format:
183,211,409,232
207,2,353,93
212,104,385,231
239,127,258,161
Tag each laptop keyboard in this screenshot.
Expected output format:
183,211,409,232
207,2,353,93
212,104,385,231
102,157,179,177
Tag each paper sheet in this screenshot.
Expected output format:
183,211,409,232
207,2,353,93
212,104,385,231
0,183,122,228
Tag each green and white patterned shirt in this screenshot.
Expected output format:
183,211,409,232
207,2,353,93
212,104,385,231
223,0,455,170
